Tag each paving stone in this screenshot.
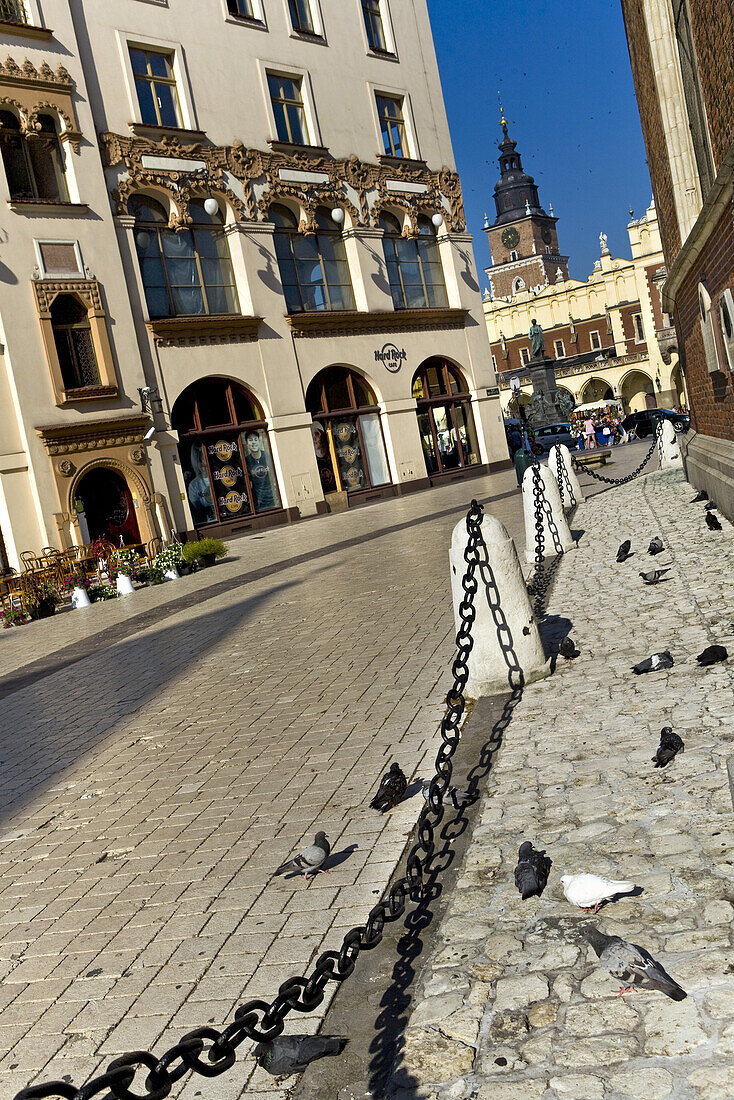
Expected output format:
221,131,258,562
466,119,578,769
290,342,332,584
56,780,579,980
644,998,709,1055
609,1066,674,1098
550,1073,605,1099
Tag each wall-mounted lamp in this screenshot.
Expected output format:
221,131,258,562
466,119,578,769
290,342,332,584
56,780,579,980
432,212,445,229
138,385,163,414
331,207,345,226
144,425,156,443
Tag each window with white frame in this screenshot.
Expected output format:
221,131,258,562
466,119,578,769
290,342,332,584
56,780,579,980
699,282,723,373
288,0,317,34
590,330,601,350
491,354,497,370
376,94,408,158
0,110,69,202
554,339,565,358
718,289,734,371
268,73,310,144
129,47,182,127
363,0,392,53
510,250,518,261
520,347,530,366
632,312,645,342
225,0,265,21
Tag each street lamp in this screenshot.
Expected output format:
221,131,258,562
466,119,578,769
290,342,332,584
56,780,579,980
331,207,345,226
432,212,444,229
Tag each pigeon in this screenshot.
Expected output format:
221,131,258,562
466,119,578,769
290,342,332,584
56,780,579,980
514,841,551,899
706,512,722,530
254,1035,348,1075
561,873,637,912
421,779,474,808
652,726,684,768
705,501,717,511
631,650,674,674
647,537,664,555
696,644,728,666
691,489,708,503
583,927,687,1000
616,540,632,562
558,636,577,660
370,762,407,812
275,831,330,880
639,567,671,585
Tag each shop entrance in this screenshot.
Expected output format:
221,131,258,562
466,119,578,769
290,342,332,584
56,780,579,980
306,367,391,497
75,467,141,546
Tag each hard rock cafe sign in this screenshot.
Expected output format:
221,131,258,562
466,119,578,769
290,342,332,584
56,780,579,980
218,490,249,514
213,465,243,488
208,439,239,461
374,343,407,373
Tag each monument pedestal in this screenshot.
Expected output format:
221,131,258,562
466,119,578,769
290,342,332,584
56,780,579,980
525,355,573,427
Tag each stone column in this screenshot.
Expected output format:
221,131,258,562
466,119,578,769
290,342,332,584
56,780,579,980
449,512,549,696
522,463,575,563
660,419,684,469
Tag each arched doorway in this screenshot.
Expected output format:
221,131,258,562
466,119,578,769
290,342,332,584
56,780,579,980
305,366,391,496
621,369,655,413
579,377,614,404
412,358,480,476
74,467,141,546
171,378,282,531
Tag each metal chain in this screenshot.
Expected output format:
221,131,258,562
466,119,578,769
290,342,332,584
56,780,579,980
554,446,576,509
529,461,562,617
14,503,487,1100
571,427,660,486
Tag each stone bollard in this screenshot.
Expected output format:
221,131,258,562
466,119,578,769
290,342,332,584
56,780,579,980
548,443,584,509
659,419,684,469
522,462,575,564
450,513,549,696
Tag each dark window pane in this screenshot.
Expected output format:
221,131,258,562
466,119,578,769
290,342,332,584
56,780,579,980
147,51,173,78
154,82,179,127
363,0,387,50
129,49,148,75
289,0,314,32
134,78,158,125
27,133,68,201
285,103,306,144
228,0,255,15
232,387,258,423
0,131,33,198
197,381,232,428
271,101,289,143
243,428,281,512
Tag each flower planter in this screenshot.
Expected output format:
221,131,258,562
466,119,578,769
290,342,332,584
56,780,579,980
116,574,135,596
163,568,180,581
198,553,217,568
28,597,57,620
178,562,192,576
71,586,91,609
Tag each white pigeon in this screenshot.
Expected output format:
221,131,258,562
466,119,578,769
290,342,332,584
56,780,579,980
561,873,637,913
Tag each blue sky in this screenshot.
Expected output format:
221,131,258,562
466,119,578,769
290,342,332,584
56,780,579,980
426,0,653,287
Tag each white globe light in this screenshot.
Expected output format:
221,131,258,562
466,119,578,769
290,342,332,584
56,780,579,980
135,230,150,250
204,196,219,217
432,212,445,229
331,207,345,226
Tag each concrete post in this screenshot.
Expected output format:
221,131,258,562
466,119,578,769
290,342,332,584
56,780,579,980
660,420,684,469
548,444,584,508
522,463,575,564
450,512,549,696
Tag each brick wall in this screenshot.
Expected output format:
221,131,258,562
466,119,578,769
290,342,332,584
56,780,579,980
490,316,613,371
675,201,734,441
646,264,665,327
490,259,548,299
620,0,682,262
688,0,734,172
620,304,647,353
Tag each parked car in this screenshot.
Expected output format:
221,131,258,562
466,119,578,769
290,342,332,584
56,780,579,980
622,408,690,438
531,422,575,453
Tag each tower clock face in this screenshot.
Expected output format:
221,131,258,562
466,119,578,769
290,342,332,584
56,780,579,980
541,227,552,245
501,227,520,249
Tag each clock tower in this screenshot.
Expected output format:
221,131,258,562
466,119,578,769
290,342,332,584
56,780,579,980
484,108,569,300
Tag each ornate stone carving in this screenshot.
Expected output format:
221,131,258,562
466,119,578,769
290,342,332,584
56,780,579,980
100,132,467,235
0,56,73,88
36,415,153,457
128,446,145,465
57,459,75,477
0,58,80,150
32,277,104,316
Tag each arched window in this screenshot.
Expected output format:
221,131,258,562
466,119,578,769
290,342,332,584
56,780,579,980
130,195,239,319
412,358,480,476
51,295,101,391
305,366,390,494
0,111,68,202
171,378,281,527
379,212,448,310
270,203,355,313
512,276,525,294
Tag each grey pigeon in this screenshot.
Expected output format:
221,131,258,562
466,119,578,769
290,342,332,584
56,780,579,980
370,762,407,811
696,644,728,666
691,489,708,503
421,779,474,808
558,636,577,660
275,831,330,880
514,841,551,899
647,536,664,555
706,512,722,530
254,1034,348,1075
705,501,717,511
616,540,631,562
639,567,671,585
652,726,684,768
583,927,686,1000
632,650,674,674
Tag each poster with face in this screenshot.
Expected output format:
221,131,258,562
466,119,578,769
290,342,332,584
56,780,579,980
242,429,281,513
311,420,336,493
181,441,216,526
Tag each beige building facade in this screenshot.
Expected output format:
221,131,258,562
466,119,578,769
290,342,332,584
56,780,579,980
0,0,506,571
481,121,686,418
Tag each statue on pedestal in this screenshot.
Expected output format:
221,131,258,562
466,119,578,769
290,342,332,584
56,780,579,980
529,318,545,359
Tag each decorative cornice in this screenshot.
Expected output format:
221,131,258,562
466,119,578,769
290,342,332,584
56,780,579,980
0,56,71,89
59,384,118,405
0,22,54,42
99,132,467,236
32,277,103,315
36,414,152,456
145,313,263,347
285,307,470,338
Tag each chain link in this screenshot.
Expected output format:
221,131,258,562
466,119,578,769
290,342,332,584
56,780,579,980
14,503,488,1100
571,426,660,486
529,457,565,617
554,446,576,509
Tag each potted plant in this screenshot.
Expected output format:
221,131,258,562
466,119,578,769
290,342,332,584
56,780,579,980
88,583,118,603
64,569,92,609
25,579,59,619
182,537,228,569
1,605,27,628
154,544,187,580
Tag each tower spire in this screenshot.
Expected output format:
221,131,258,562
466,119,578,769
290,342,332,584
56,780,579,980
498,91,508,136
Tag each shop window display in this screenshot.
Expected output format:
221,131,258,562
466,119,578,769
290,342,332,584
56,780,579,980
412,358,480,477
172,378,281,528
306,367,391,496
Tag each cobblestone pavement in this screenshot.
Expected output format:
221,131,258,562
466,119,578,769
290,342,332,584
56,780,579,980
0,470,532,1100
387,468,734,1100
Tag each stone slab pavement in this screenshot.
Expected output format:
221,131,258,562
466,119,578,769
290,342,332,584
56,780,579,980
386,468,734,1100
0,468,535,1100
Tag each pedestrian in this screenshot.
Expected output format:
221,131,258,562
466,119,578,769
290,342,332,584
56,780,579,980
584,416,596,449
